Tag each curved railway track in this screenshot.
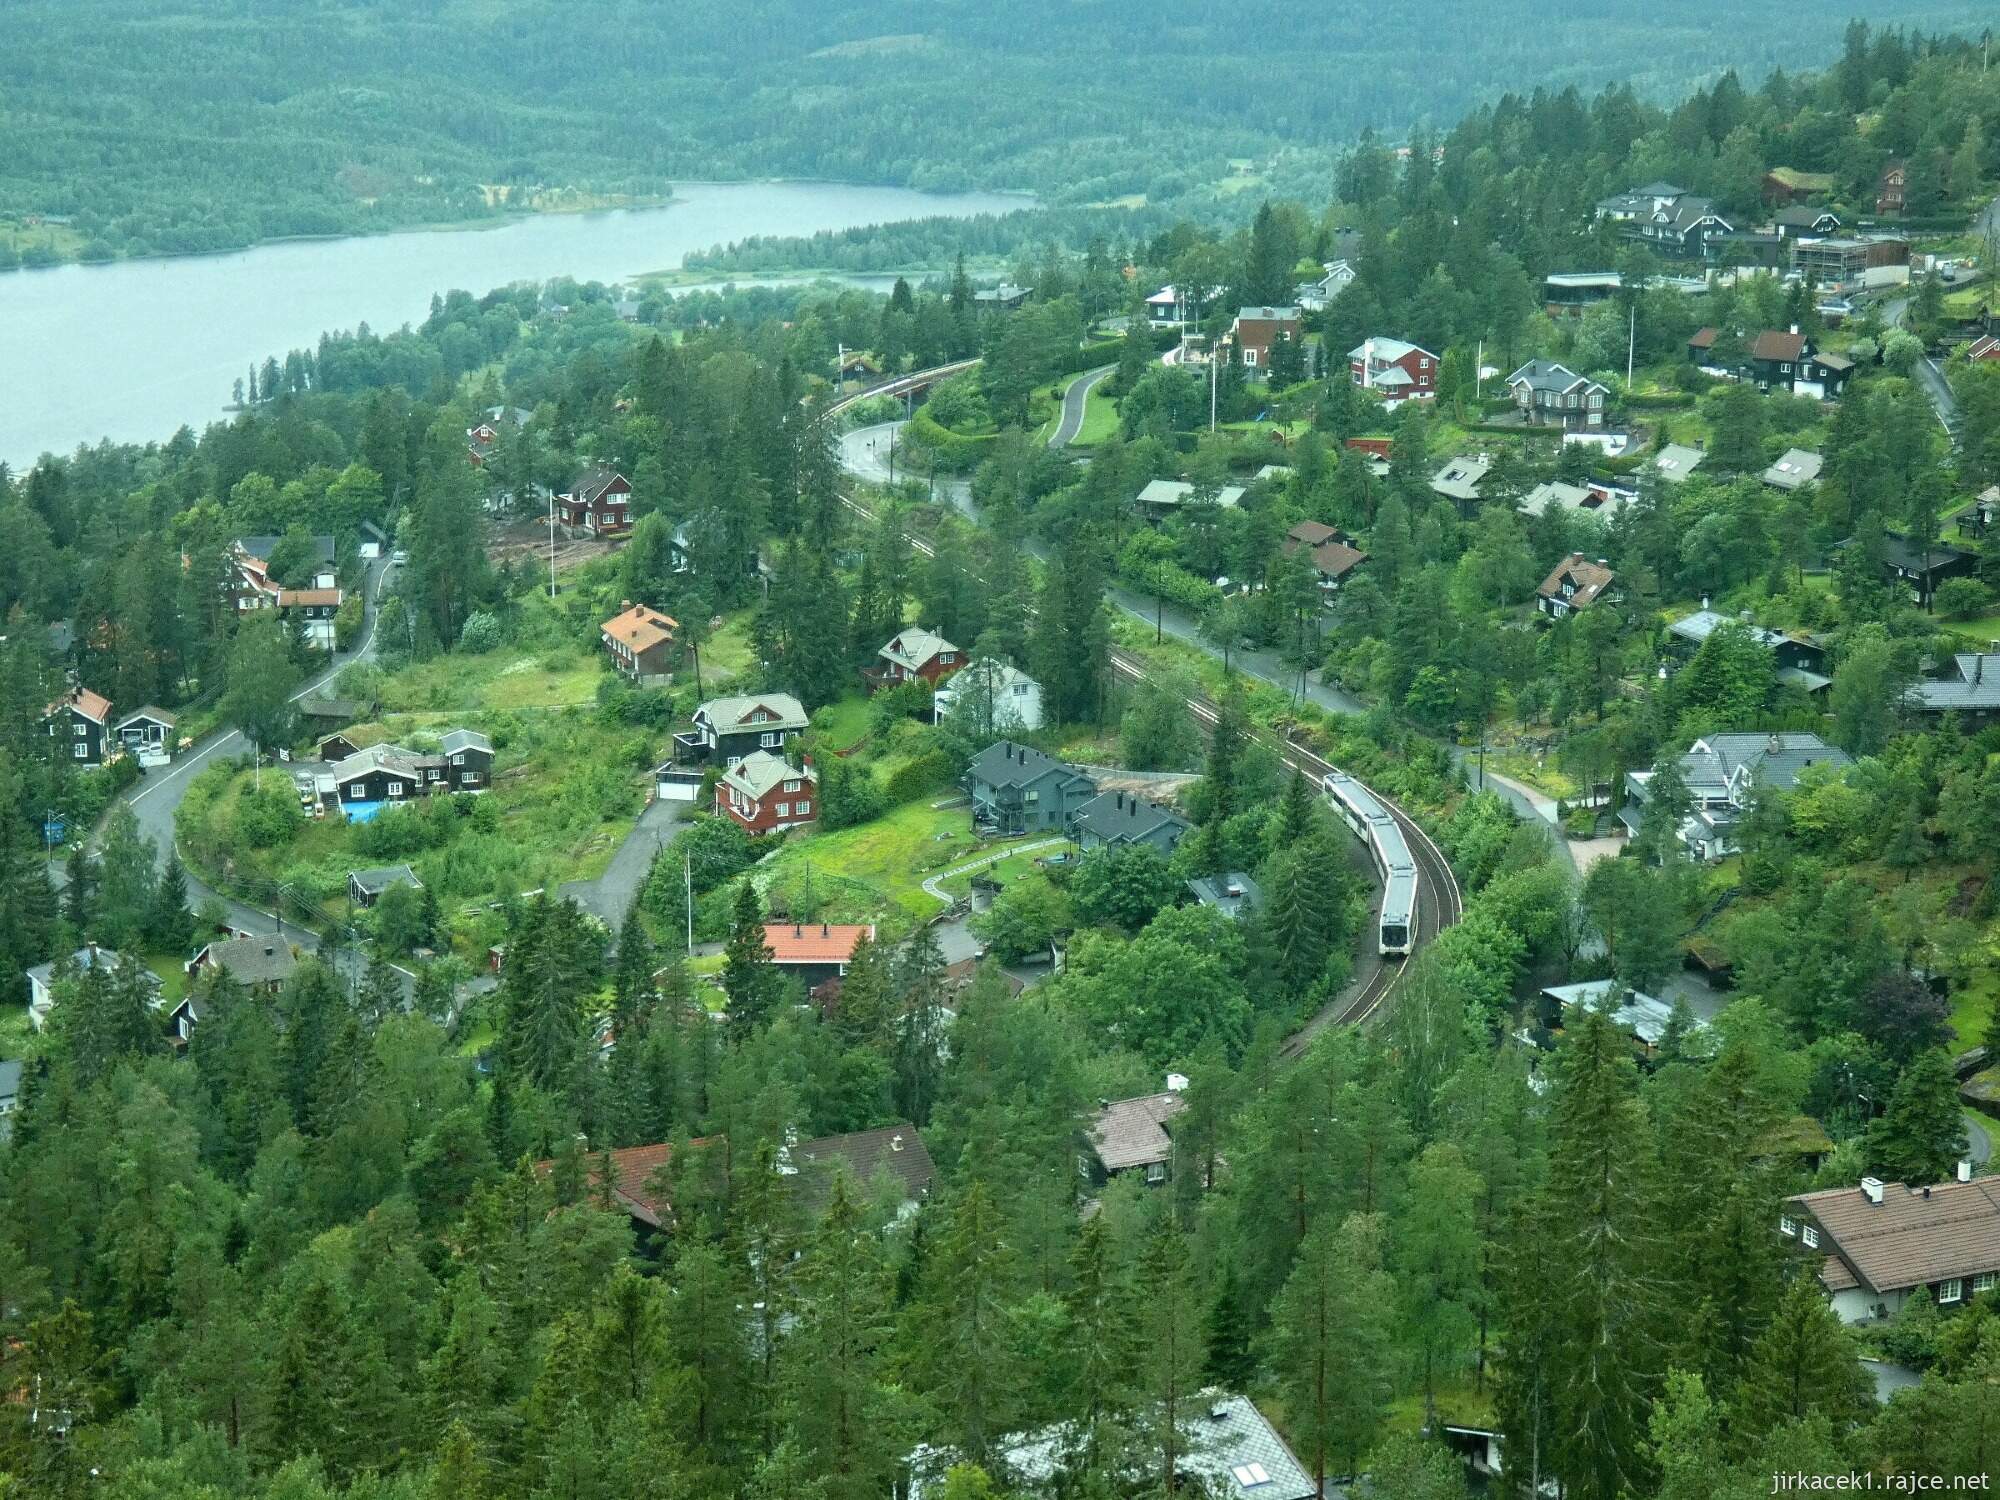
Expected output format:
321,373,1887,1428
831,363,1464,1046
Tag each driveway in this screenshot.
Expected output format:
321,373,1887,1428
559,794,689,928
1047,366,1113,449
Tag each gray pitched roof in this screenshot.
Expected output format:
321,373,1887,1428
1678,732,1851,798
879,627,959,671
199,935,299,987
237,534,337,563
695,692,809,734
1072,790,1192,846
349,864,423,896
1654,444,1706,482
329,742,429,783
1519,480,1597,517
1762,448,1824,490
1909,655,2000,713
0,1058,21,1103
1507,358,1606,397
1430,456,1492,501
1136,479,1246,510
1187,872,1263,918
719,750,814,801
25,945,148,994
440,728,491,756
965,740,1088,793
114,704,177,730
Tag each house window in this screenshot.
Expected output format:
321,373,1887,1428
462,772,482,786
1975,1273,1997,1294
1243,348,1258,366
1939,1278,1964,1304
760,732,779,747
387,781,404,797
795,800,811,815
783,780,799,793
775,804,789,818
1145,1161,1167,1185
1802,1226,1820,1249
1779,1215,1798,1237
73,722,86,737
72,742,88,759
939,652,955,663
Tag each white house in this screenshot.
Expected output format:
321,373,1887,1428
24,945,163,1032
931,657,1044,733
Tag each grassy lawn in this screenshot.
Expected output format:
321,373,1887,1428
379,644,602,714
1938,611,2000,645
1949,969,1995,1052
179,699,656,956
1074,386,1121,445
935,843,1068,900
698,613,759,684
1484,749,1580,801
811,694,874,753
755,799,1041,928
0,1002,37,1063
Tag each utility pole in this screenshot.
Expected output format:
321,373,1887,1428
1209,346,1218,432
547,488,557,599
684,853,694,957
1626,304,1636,387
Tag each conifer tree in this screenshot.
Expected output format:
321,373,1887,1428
722,881,776,1039
1264,1213,1394,1493
1535,1008,1663,1500
1867,1049,1967,1186
1130,1217,1210,1496
609,900,654,1039
1734,1276,1873,1440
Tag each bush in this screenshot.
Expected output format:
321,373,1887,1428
459,610,505,653
235,780,302,850
1933,576,1991,621
882,748,953,805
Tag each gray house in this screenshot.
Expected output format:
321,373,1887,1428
1071,790,1192,854
965,741,1097,836
348,864,424,908
1622,732,1852,860
1907,654,2000,727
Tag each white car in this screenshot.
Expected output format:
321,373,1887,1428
137,747,171,769
390,549,409,565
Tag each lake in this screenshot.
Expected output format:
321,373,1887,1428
0,180,1030,465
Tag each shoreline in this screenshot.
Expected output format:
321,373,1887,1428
0,177,1041,278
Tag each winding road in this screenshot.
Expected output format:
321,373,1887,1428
1047,365,1114,450
835,362,1465,1039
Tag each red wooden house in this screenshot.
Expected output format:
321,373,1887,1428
1348,337,1438,402
867,627,962,690
717,751,818,836
558,466,634,535
601,601,678,678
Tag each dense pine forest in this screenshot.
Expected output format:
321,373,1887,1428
0,0,1995,263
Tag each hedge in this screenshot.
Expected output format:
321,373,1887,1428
903,408,996,473
882,748,954,805
1119,558,1222,614
1622,391,1697,410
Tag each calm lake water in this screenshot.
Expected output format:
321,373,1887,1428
0,180,1029,465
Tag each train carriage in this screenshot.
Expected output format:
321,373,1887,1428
1322,770,1417,956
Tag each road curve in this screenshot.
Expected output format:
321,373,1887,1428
830,372,1463,1042
1048,365,1114,450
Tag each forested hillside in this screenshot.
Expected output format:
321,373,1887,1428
0,0,1992,261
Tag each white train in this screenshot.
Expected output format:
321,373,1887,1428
1322,770,1417,957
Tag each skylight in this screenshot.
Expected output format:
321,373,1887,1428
1232,1462,1272,1487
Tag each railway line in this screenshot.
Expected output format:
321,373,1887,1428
829,381,1464,1041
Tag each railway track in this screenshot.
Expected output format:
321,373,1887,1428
832,363,1464,1045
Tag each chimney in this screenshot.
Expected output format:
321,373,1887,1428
621,599,631,610
1768,734,1784,755
890,1133,905,1152
820,924,830,938
1958,1159,1974,1183
793,924,803,939
1700,594,1710,610
1977,658,1984,685
1861,1176,1884,1205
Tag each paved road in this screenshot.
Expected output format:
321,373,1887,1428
559,794,688,928
1047,366,1114,450
836,419,1572,865
1877,192,1998,441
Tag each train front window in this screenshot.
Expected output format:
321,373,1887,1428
1381,923,1408,949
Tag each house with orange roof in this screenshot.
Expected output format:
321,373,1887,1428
764,922,877,988
601,601,679,680
533,1137,722,1233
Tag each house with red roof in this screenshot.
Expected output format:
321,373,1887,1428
764,922,876,988
867,627,962,691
